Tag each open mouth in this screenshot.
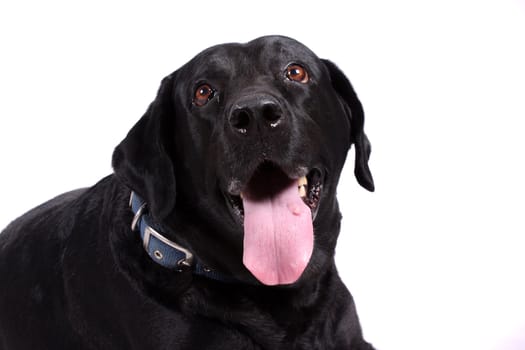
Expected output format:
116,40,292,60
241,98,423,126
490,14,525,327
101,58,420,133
225,162,323,286
227,162,323,223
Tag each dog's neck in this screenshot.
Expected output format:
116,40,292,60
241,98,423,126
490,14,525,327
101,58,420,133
129,192,234,282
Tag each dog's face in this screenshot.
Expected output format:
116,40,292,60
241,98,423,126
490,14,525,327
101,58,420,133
113,36,373,286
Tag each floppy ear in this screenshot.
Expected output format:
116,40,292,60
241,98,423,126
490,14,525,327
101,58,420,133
322,59,375,192
112,74,177,220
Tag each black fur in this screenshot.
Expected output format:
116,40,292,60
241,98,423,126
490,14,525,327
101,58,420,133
0,36,375,349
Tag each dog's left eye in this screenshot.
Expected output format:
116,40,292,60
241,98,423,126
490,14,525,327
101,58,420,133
285,64,309,83
193,84,216,106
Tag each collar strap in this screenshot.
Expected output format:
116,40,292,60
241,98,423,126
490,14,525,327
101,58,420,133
129,192,232,281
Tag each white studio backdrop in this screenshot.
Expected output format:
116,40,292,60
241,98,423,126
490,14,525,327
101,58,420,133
1,1,524,349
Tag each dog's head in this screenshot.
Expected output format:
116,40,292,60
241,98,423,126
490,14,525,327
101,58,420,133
113,36,373,286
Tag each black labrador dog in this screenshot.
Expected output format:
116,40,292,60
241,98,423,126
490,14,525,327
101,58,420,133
0,36,375,349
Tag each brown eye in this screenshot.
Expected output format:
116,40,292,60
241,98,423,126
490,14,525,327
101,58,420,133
286,64,309,83
193,84,215,106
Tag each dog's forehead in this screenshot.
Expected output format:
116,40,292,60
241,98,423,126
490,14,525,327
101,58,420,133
184,36,321,77
246,35,319,60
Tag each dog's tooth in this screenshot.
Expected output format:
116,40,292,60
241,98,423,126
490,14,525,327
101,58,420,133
298,176,308,197
240,192,244,200
299,185,307,198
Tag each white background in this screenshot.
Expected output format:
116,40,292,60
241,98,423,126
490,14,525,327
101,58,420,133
1,1,524,349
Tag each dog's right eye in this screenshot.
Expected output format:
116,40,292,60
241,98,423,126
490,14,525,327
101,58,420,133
193,84,216,106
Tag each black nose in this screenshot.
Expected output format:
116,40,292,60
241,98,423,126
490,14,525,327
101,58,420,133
229,97,283,134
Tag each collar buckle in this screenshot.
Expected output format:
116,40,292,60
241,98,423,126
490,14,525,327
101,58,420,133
129,192,194,268
142,225,194,267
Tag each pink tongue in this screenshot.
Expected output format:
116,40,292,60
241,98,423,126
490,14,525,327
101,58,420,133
242,176,313,286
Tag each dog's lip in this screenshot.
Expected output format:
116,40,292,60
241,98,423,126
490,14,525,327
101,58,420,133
227,179,244,197
224,163,324,222
227,164,309,196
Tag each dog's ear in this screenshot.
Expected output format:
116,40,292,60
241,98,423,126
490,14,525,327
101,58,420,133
322,59,375,192
112,74,177,220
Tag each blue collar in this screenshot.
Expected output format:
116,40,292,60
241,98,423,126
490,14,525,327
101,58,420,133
129,192,233,282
